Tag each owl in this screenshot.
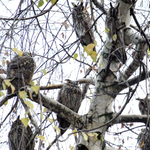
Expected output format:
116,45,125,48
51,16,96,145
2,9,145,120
136,95,150,115
57,79,82,135
8,116,34,150
7,52,36,94
138,128,150,150
72,2,96,52
105,3,127,64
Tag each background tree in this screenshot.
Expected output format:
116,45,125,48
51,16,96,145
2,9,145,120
0,0,150,150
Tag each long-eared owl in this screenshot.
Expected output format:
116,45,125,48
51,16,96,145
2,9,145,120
57,79,82,135
8,116,34,150
105,3,127,64
7,52,36,94
72,2,96,52
136,95,150,115
138,128,150,150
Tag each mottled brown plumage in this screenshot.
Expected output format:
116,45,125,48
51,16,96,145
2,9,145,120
8,116,34,150
137,95,150,115
72,2,96,52
7,52,36,94
138,128,150,150
57,79,82,135
105,3,127,64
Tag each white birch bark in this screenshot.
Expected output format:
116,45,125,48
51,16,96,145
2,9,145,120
75,0,148,150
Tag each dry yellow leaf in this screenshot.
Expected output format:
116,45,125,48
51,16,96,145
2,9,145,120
69,145,75,150
10,84,15,94
31,85,39,94
54,126,61,134
21,118,29,128
0,91,5,97
4,79,11,87
105,27,110,33
19,91,28,100
88,133,95,137
4,100,8,105
47,118,54,123
12,48,23,57
72,129,77,136
24,100,34,110
139,141,144,148
113,34,117,41
37,135,46,141
82,132,88,141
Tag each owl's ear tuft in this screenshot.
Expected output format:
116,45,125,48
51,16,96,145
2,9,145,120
71,2,76,7
17,116,20,120
80,2,84,10
136,98,143,102
80,2,83,6
110,2,113,8
116,3,120,9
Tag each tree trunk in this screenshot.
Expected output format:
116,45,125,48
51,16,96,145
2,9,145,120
75,0,148,149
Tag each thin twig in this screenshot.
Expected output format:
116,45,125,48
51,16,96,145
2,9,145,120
0,97,18,128
130,7,150,49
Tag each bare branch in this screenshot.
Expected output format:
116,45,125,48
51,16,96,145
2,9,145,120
119,37,147,81
26,88,84,129
118,70,150,91
0,98,18,128
92,0,107,15
0,94,16,107
0,0,59,21
113,114,150,125
130,7,150,49
40,78,95,90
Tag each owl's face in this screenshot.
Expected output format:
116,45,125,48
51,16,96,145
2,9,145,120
72,2,84,14
72,2,87,21
109,3,120,19
65,79,79,87
11,116,22,129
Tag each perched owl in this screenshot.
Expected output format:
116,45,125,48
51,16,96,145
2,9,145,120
138,128,150,150
105,3,127,64
7,52,36,94
136,95,150,115
57,79,82,135
8,116,34,150
72,2,96,52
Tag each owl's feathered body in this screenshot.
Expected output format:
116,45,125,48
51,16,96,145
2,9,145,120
8,116,34,150
138,128,150,150
7,52,36,94
116,0,133,28
137,95,150,115
57,79,82,135
105,3,127,64
72,2,96,52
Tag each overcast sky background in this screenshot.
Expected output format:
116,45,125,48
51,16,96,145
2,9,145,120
0,0,150,149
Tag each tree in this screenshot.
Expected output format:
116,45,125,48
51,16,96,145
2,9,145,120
0,0,150,149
